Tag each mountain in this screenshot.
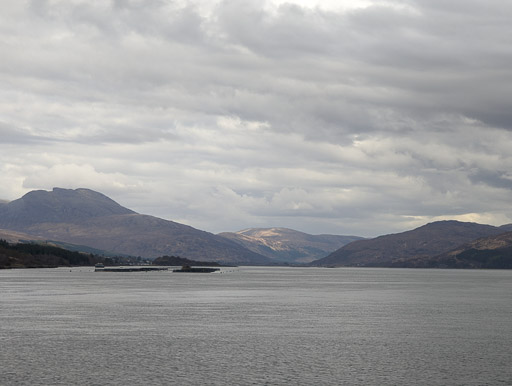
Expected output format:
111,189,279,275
218,227,363,263
0,188,270,265
430,231,512,268
312,221,504,267
0,188,135,228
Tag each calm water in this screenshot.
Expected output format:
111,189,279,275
0,267,511,385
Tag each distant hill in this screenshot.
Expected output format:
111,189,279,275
219,227,363,263
0,188,270,265
312,221,504,267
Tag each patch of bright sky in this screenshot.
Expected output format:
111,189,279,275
266,0,420,15
189,0,374,17
266,0,373,11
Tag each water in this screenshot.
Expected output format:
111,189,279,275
1,267,511,385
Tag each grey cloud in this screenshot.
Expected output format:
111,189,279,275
0,122,49,144
469,170,512,190
1,0,512,236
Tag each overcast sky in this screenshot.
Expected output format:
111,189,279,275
1,0,512,236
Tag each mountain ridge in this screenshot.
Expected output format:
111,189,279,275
312,220,507,267
219,227,363,263
3,188,511,268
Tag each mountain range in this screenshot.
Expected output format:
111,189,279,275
218,228,363,263
0,188,270,264
1,187,511,268
0,188,357,265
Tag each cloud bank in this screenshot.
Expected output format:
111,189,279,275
1,0,512,236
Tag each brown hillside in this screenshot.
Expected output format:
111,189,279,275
313,221,502,267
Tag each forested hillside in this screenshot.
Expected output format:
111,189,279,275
0,240,102,268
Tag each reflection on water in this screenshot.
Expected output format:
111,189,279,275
1,267,511,385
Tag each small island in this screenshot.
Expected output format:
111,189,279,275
173,265,220,273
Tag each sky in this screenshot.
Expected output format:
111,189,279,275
1,0,512,237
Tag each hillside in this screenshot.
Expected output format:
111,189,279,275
219,228,363,263
0,229,45,244
0,188,270,265
312,221,504,267
499,224,512,232
0,239,102,268
0,229,132,258
429,231,512,268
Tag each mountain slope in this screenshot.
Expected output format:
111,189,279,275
0,229,45,244
0,239,102,268
0,188,270,264
499,223,512,232
430,231,512,268
219,227,363,263
313,221,503,267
